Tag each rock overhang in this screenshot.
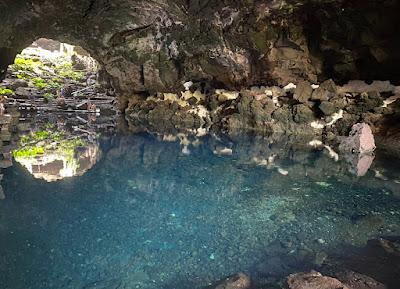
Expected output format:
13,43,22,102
0,0,399,95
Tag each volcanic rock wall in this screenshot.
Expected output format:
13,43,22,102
0,0,399,96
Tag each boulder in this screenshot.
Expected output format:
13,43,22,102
10,79,28,89
311,80,336,101
15,87,31,98
285,271,349,289
294,81,313,103
0,114,11,125
293,104,315,123
0,159,12,169
329,96,347,110
273,106,292,124
319,101,336,116
339,123,375,154
209,273,251,289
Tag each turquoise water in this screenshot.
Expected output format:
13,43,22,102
1,132,400,289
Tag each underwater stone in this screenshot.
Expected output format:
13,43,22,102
210,273,251,289
285,271,350,289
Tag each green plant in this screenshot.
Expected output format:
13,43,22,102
20,130,51,146
14,126,86,161
13,146,45,158
43,93,54,101
16,73,30,80
0,87,14,96
11,56,44,72
56,62,85,81
48,80,62,90
31,77,48,90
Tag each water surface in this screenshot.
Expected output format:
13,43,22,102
1,132,400,289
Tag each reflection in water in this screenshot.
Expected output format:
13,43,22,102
14,143,100,182
12,124,100,182
0,131,399,289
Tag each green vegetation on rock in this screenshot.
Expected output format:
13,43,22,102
0,87,14,96
56,62,85,81
14,125,86,161
12,146,45,158
9,53,86,97
11,56,44,72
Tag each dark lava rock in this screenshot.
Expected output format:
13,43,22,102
312,79,337,101
14,87,31,98
329,96,347,110
293,104,314,123
1,0,400,97
208,273,251,289
10,79,28,90
285,271,350,289
273,106,292,124
319,101,336,116
187,96,198,105
294,81,313,104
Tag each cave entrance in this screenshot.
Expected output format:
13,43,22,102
0,39,117,184
0,38,116,118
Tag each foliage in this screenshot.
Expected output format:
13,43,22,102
11,56,44,72
30,77,62,91
13,146,45,158
0,87,14,96
9,54,86,96
14,125,86,161
31,77,48,90
43,93,54,101
20,129,62,146
56,62,85,81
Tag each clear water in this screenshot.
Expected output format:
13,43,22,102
1,132,400,289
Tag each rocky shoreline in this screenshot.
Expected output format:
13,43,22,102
124,79,400,149
207,237,400,289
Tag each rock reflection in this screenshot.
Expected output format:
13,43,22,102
14,142,100,182
13,125,100,182
343,153,375,177
1,128,400,289
116,126,400,197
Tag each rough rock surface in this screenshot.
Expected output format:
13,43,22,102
208,273,252,289
285,271,349,289
1,0,400,98
126,81,400,140
339,123,376,154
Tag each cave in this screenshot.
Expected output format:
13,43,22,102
0,1,399,289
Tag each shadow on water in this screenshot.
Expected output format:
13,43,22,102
0,131,399,289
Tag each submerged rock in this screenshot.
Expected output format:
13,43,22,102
285,271,349,289
209,273,251,289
